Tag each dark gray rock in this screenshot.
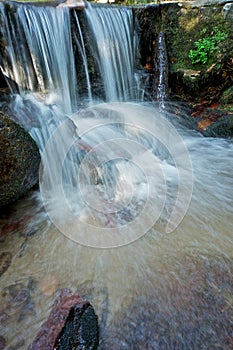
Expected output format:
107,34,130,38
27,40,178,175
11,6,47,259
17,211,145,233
0,112,40,207
57,304,99,350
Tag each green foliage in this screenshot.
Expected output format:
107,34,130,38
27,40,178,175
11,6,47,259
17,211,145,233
189,26,228,65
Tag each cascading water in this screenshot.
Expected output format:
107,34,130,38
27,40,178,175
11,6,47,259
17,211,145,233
85,5,139,101
0,3,232,350
157,31,168,109
0,2,77,114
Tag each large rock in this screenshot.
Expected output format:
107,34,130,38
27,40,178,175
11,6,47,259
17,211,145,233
30,289,99,350
0,112,40,207
202,114,233,137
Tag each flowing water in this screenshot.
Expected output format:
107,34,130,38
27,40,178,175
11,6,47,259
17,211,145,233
0,3,232,350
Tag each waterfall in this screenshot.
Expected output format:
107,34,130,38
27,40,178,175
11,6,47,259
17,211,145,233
0,3,140,108
157,32,168,109
0,4,233,350
73,11,92,102
0,2,146,222
83,5,139,102
0,3,192,240
0,3,77,114
0,2,144,149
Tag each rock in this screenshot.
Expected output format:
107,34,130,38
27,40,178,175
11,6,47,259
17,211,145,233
0,252,12,277
101,256,232,349
192,0,233,8
0,113,40,207
30,289,99,350
39,274,58,297
220,85,233,105
57,0,85,9
187,101,233,137
57,303,99,350
202,114,233,137
0,335,6,350
135,4,233,106
0,279,35,323
222,2,233,19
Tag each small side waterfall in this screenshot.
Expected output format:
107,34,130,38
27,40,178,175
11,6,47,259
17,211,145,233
156,32,168,108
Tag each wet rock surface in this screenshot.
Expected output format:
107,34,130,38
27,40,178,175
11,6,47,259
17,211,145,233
0,113,40,207
188,102,233,136
134,1,233,110
0,278,36,324
201,114,233,136
100,256,233,350
30,289,99,350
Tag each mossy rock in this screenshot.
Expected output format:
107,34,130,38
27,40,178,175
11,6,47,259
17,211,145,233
203,114,233,137
220,85,233,105
135,3,233,104
0,112,40,207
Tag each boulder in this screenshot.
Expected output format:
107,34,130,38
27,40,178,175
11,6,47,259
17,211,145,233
0,112,40,207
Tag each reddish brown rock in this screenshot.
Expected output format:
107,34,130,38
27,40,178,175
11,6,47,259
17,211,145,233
29,289,99,350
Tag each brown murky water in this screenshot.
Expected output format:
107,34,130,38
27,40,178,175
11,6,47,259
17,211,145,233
1,105,233,350
1,167,232,349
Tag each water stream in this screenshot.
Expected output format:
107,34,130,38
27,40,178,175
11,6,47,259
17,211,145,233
0,3,232,349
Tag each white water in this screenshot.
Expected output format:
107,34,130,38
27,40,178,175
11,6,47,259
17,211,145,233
0,3,232,350
85,5,139,101
0,3,77,114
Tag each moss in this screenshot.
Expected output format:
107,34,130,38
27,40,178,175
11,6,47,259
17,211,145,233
135,3,233,104
220,85,233,105
161,5,233,72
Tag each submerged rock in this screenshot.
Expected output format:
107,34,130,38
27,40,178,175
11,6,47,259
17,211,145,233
0,113,40,207
0,252,12,277
0,335,6,350
0,279,36,324
100,256,233,350
30,289,99,350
